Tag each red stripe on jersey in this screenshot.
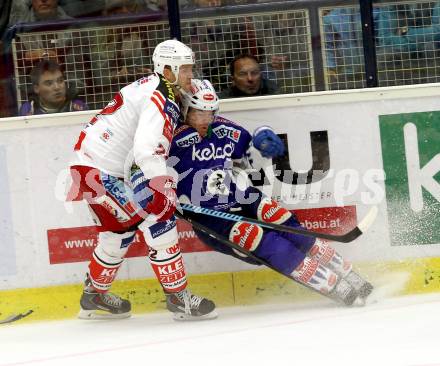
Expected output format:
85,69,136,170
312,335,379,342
163,117,173,143
151,94,164,112
151,96,166,118
74,131,86,151
151,96,173,144
153,90,166,106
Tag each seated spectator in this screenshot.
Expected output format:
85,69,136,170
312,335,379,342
88,0,151,108
9,0,105,20
58,0,105,18
256,11,311,93
183,0,222,7
219,54,280,98
400,2,440,53
103,0,166,13
322,7,369,75
10,0,89,102
19,59,88,115
323,6,412,75
180,1,229,89
9,0,72,30
8,0,89,96
104,0,143,14
137,0,167,12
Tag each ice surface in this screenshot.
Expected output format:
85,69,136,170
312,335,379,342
1,293,440,366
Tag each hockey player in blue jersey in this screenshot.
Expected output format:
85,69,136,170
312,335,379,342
174,79,376,305
133,79,373,305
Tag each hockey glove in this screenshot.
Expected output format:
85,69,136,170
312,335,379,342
131,169,177,221
252,126,285,158
146,175,177,221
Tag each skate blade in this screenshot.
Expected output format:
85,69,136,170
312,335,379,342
172,310,218,321
78,309,131,320
352,297,367,307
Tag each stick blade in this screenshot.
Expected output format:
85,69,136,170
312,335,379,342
0,310,33,324
332,206,378,243
358,205,378,233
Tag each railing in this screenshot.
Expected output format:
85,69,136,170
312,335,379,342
1,0,440,117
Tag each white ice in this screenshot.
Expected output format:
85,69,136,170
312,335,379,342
1,293,440,366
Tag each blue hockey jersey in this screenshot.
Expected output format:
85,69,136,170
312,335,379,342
169,115,253,210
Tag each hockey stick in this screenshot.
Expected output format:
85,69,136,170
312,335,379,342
175,211,303,282
175,212,350,305
179,204,378,243
0,310,33,324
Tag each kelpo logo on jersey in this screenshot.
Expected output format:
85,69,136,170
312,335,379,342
379,111,440,246
192,142,235,161
212,125,241,142
176,131,201,147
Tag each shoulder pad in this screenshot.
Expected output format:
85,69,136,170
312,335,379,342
211,117,244,143
173,126,201,148
174,124,191,136
214,115,240,126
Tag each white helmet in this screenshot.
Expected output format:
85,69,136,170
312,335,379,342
152,39,195,79
181,79,220,117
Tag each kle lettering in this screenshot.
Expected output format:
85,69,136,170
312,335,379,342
157,258,184,275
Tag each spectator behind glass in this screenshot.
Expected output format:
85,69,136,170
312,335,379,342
9,0,73,61
323,6,412,75
219,54,279,98
88,0,151,108
104,0,166,13
138,0,167,11
97,0,152,78
398,2,440,53
19,59,88,116
9,0,72,60
9,0,105,19
181,0,265,94
58,0,104,18
9,0,89,98
184,0,222,7
256,11,310,93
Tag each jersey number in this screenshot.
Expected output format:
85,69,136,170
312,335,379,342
99,92,124,116
74,93,124,151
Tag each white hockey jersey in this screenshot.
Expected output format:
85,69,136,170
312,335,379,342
73,73,180,180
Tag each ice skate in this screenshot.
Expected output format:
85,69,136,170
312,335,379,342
329,277,359,306
344,271,374,299
166,288,217,321
78,275,131,320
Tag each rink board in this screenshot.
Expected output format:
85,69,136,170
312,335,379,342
1,256,439,324
1,83,440,321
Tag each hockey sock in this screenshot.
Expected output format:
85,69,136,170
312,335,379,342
291,256,338,294
307,239,352,277
149,243,188,293
88,249,123,293
87,231,135,292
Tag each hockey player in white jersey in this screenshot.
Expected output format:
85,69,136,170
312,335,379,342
165,79,373,306
67,40,216,321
